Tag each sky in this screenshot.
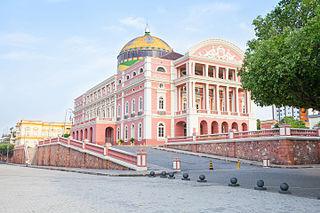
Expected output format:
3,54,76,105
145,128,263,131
0,0,279,134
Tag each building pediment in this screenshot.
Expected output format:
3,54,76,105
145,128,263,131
188,39,244,64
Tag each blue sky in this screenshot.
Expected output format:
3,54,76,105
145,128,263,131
0,0,279,133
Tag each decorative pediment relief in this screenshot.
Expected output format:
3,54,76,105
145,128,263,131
188,39,244,64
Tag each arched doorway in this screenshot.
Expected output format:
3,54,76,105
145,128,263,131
72,131,75,139
200,120,208,135
211,121,219,134
89,127,93,143
242,123,248,131
231,122,238,131
105,127,114,144
221,122,228,133
80,129,83,141
76,131,79,140
176,121,187,137
84,129,88,140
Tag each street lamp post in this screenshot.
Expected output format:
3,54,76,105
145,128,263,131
63,108,74,137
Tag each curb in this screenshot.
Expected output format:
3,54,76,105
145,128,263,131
3,163,177,177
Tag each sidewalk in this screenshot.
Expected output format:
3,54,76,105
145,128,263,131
156,147,320,169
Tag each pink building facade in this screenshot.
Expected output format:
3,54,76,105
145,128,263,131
72,30,256,146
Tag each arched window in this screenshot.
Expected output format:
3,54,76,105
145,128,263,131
124,126,128,141
133,72,136,77
117,105,121,117
132,99,135,113
117,128,120,140
138,123,142,140
106,108,110,118
125,102,129,114
139,96,143,111
158,123,165,138
140,68,144,73
126,75,130,80
159,97,164,110
131,124,135,139
157,66,166,72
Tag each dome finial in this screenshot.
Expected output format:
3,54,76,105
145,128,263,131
145,22,150,35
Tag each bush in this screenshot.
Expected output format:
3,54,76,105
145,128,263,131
280,116,306,128
0,143,14,157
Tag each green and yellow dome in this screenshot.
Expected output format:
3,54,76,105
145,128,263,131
117,26,172,71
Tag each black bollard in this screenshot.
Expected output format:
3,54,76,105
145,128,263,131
181,173,190,181
228,177,240,187
160,171,167,178
254,180,267,190
148,170,156,177
197,174,207,183
279,183,291,194
168,172,175,179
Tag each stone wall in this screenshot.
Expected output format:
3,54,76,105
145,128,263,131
9,147,26,164
166,138,320,165
35,144,129,170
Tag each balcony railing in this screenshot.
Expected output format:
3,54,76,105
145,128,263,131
166,128,320,143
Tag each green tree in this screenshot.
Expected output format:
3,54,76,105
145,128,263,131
0,143,14,157
280,116,306,128
256,119,261,130
240,0,320,110
63,133,70,138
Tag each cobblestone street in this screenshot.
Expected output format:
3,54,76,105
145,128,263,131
1,164,319,213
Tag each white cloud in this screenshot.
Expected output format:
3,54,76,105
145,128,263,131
191,2,238,14
101,25,126,33
0,33,44,47
0,51,53,61
119,17,146,30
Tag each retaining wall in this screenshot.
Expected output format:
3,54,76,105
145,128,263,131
165,137,320,165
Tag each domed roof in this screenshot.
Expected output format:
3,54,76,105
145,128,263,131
119,27,172,53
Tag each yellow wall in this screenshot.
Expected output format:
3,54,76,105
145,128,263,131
15,120,72,147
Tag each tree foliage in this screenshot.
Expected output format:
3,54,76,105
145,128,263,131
240,0,320,110
0,143,14,156
280,116,306,128
256,119,261,130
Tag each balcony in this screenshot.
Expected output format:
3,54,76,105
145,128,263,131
197,109,207,113
131,113,135,118
175,110,186,115
240,113,249,116
117,117,121,121
221,111,228,115
124,115,129,119
231,112,238,116
157,111,166,115
138,111,143,116
210,110,218,114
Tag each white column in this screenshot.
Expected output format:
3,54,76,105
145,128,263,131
226,68,229,80
216,85,220,113
189,62,193,76
205,64,208,77
216,66,220,78
235,87,239,113
226,86,230,112
192,82,196,109
187,82,193,110
186,62,189,76
206,83,210,113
